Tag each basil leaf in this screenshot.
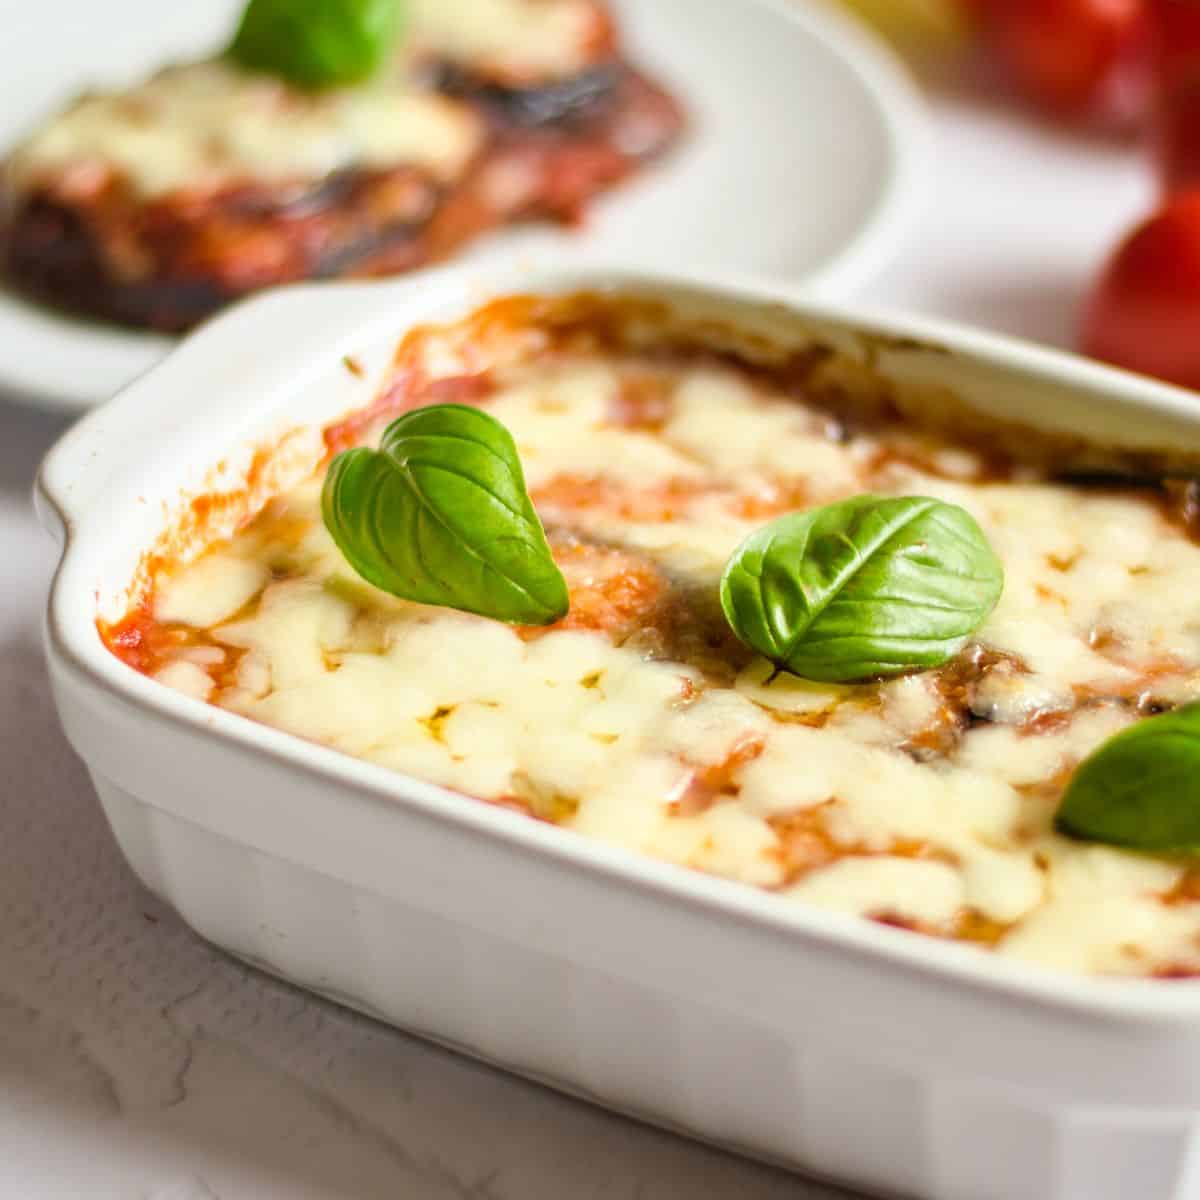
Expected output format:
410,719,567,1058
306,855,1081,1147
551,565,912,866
321,404,569,625
719,494,1004,683
1056,704,1200,851
229,0,406,90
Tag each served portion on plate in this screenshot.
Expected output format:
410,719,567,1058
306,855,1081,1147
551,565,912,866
98,289,1200,980
0,0,925,410
0,0,683,331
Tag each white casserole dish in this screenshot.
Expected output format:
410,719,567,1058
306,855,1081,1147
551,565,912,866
37,262,1200,1200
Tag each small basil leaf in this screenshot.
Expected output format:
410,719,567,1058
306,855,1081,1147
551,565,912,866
229,0,406,90
1056,703,1200,851
321,403,569,625
719,494,1004,683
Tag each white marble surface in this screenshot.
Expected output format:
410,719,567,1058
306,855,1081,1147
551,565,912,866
0,39,1162,1200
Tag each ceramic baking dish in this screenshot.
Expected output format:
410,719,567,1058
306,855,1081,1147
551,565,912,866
36,262,1200,1200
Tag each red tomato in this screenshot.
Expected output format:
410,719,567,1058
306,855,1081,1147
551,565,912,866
976,0,1147,121
1148,0,1200,191
1081,190,1200,389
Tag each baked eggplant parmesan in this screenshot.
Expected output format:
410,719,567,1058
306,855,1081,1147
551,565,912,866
102,293,1200,979
0,0,683,331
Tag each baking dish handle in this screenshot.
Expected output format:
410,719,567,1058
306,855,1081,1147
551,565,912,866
35,413,106,548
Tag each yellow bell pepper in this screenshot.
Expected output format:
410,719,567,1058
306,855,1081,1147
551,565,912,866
831,0,970,47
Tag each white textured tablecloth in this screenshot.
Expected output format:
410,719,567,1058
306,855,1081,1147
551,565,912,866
0,56,1159,1200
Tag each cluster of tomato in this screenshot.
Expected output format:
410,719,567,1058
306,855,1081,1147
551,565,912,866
880,0,1200,390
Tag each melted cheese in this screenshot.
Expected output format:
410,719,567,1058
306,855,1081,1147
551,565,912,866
998,849,1191,976
789,859,967,928
8,60,483,197
156,553,267,627
492,362,704,490
6,0,607,197
664,369,866,498
135,348,1200,979
151,660,215,703
409,0,603,81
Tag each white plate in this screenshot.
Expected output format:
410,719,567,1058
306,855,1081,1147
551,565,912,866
0,0,926,410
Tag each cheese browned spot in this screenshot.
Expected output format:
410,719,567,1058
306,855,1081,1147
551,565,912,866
120,342,1200,979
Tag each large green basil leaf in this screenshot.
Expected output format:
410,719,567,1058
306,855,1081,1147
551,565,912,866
1056,703,1200,851
321,403,569,625
229,0,406,90
719,494,1004,683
